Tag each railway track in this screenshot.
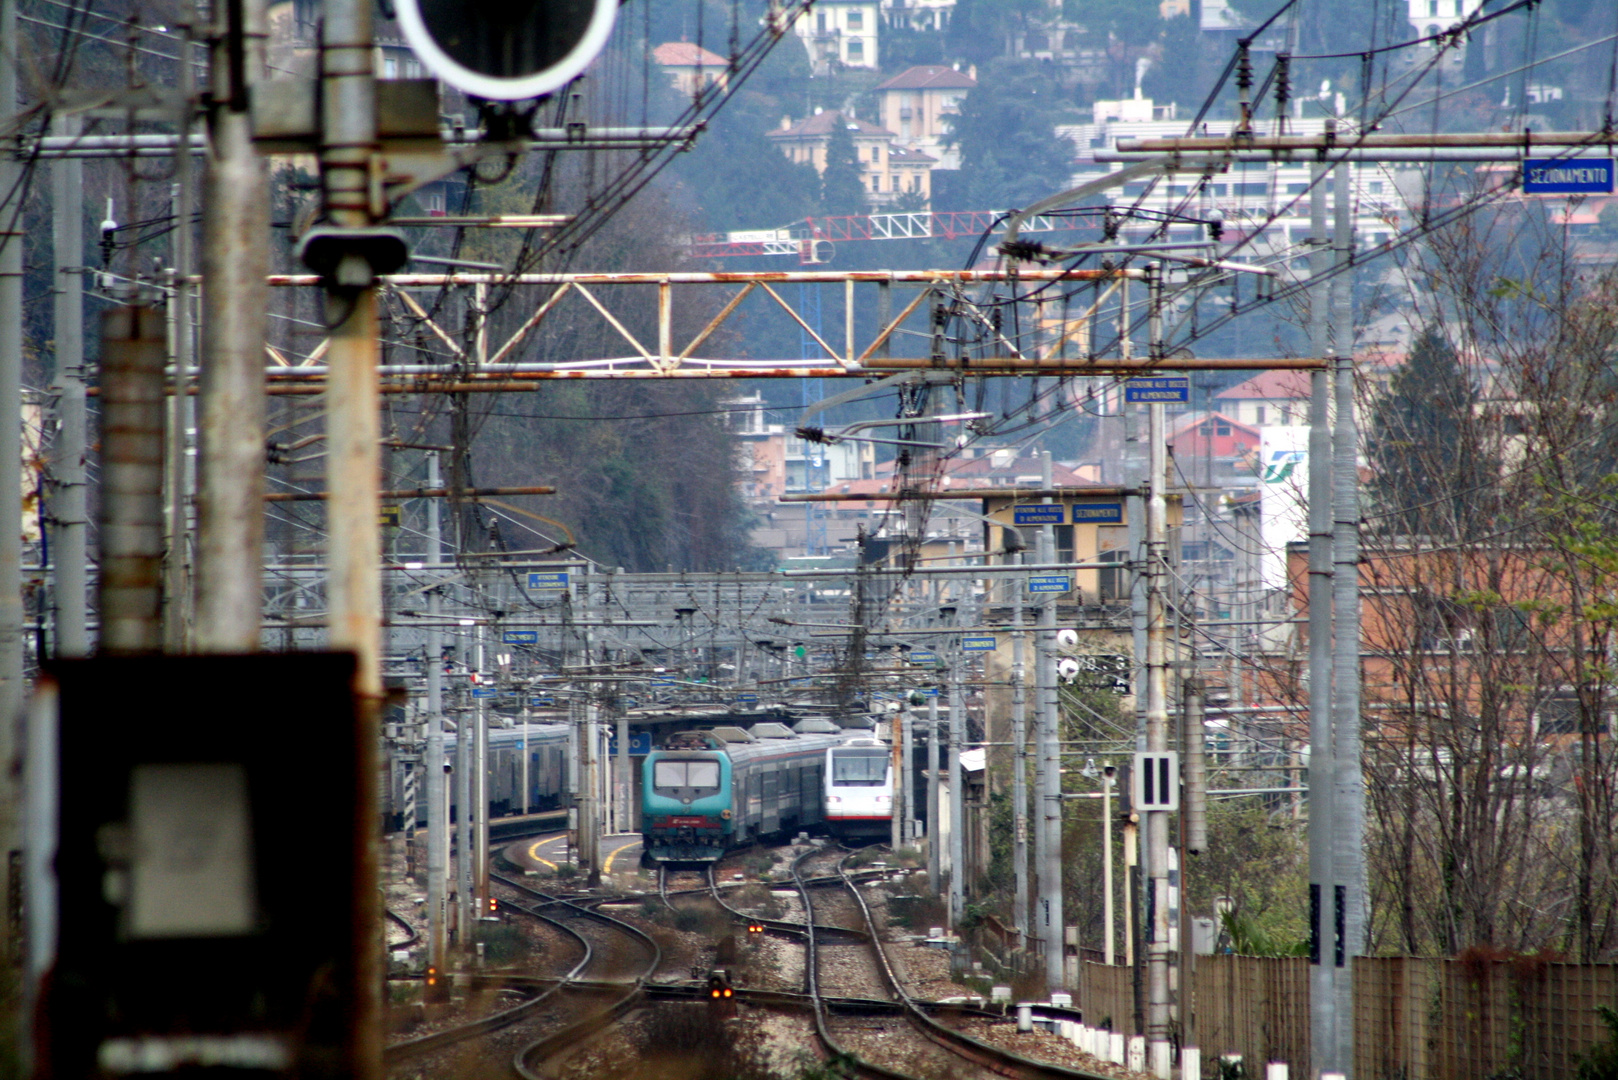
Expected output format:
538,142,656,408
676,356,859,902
383,874,661,1075
829,849,1117,1080
499,873,663,1080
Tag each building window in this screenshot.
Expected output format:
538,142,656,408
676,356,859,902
1428,0,1437,16
847,9,863,28
848,38,864,60
1216,422,1231,436
1368,181,1384,194
817,12,827,30
383,55,398,78
1255,406,1266,424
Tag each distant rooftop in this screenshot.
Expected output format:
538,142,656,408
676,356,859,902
651,41,728,68
768,111,895,140
873,64,977,91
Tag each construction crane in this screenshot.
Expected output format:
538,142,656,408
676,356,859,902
688,208,1095,263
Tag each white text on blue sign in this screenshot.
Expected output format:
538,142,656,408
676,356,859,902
1522,158,1614,194
1029,576,1071,593
1013,504,1065,525
909,651,939,663
527,571,570,589
502,630,539,644
962,636,997,651
1125,377,1190,403
1071,502,1124,523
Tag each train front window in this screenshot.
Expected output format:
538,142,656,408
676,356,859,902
654,758,720,793
832,752,888,785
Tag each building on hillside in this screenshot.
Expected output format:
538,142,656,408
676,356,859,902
767,111,935,206
1406,0,1483,44
790,0,880,73
1061,110,1413,258
651,41,730,97
1214,370,1312,428
880,0,955,31
872,64,975,170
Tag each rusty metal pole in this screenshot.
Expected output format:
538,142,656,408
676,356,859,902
194,0,269,652
97,308,168,653
315,0,383,1070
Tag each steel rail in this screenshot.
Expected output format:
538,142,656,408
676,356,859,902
834,851,1112,1080
499,873,663,1080
384,908,421,950
382,890,595,1063
792,846,918,1080
705,862,871,942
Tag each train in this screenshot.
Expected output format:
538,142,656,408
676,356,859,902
640,727,857,863
392,721,572,828
823,739,895,840
640,726,899,863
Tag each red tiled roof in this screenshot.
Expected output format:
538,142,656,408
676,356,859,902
767,111,894,139
652,41,728,68
1215,370,1310,401
874,65,977,91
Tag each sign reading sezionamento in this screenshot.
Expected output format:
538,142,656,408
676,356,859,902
1071,502,1124,524
1522,158,1614,194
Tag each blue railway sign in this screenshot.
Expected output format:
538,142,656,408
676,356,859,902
1124,376,1190,403
502,630,539,644
1028,575,1071,593
1013,503,1065,525
1522,158,1613,194
737,692,759,703
909,650,939,663
471,688,497,698
1071,502,1124,524
529,696,556,707
527,571,570,589
962,636,998,651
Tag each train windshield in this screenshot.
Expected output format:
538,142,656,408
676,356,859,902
653,758,720,790
831,750,888,785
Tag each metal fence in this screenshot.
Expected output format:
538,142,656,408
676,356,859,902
1077,955,1618,1079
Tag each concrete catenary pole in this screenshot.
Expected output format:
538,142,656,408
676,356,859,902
1331,159,1364,1077
947,629,965,929
425,462,446,970
901,704,915,846
927,693,940,888
1037,451,1064,992
162,35,197,650
1306,159,1340,1080
456,704,471,946
50,114,89,657
97,307,167,653
474,630,488,918
1143,263,1173,1078
0,0,24,972
194,0,268,651
1010,548,1029,951
316,0,383,1067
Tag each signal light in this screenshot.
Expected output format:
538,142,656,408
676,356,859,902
723,988,733,998
488,897,499,913
394,0,620,102
426,965,438,986
425,965,449,1004
747,922,764,934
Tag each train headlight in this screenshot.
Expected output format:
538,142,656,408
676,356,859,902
720,809,732,819
827,796,841,804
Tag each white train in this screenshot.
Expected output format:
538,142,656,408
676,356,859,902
823,739,894,839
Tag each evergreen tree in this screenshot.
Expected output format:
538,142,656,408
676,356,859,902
1367,326,1499,538
945,61,1077,210
819,116,869,216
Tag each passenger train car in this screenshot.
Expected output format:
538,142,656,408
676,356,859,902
640,728,851,863
392,721,572,828
824,739,894,839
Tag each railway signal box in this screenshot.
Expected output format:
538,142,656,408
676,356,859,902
40,654,364,1080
